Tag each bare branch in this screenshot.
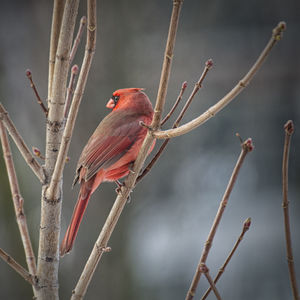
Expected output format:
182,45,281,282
37,0,80,298
160,80,187,126
137,59,212,183
151,0,184,129
282,120,299,300
0,121,37,277
185,138,254,300
71,1,184,299
201,218,252,300
0,103,45,183
25,69,48,116
70,16,87,64
199,264,222,300
48,0,65,99
153,22,286,139
64,64,79,119
0,247,37,287
46,0,96,205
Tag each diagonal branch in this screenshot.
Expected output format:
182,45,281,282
153,22,286,139
160,80,187,126
201,218,252,300
199,264,222,300
137,59,212,183
0,103,45,183
0,121,37,277
0,247,37,287
26,69,48,116
282,120,299,300
71,1,184,299
185,138,254,300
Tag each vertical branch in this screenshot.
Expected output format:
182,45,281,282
63,64,79,119
48,0,65,100
37,1,80,299
185,138,254,300
151,0,183,129
47,0,96,207
282,120,299,300
71,1,184,299
0,121,37,296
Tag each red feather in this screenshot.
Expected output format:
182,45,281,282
60,88,154,256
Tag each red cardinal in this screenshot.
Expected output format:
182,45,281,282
60,88,154,256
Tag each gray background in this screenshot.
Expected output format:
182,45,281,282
0,0,299,299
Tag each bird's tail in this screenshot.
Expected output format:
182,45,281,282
60,179,94,256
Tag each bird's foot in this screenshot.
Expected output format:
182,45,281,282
115,180,124,194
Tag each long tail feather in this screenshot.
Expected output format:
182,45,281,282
60,180,94,256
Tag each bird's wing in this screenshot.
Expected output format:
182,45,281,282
76,110,148,182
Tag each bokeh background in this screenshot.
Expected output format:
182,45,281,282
0,0,299,299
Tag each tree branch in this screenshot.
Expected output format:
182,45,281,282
0,103,45,183
201,218,251,300
71,1,184,299
153,22,286,139
70,16,87,64
282,120,299,300
160,80,187,126
48,0,65,100
26,69,48,117
37,1,80,299
0,247,37,287
185,138,254,300
46,0,96,206
0,121,37,278
63,64,79,119
137,59,212,183
199,264,222,300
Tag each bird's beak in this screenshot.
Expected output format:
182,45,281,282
106,98,115,109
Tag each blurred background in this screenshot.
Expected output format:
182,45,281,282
0,0,299,299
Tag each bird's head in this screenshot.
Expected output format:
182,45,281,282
106,88,153,115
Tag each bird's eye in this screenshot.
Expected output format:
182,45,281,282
112,95,120,105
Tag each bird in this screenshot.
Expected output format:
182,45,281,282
60,88,154,256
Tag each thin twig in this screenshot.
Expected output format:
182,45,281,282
48,0,65,99
0,103,45,183
0,121,37,276
185,138,254,300
26,69,48,116
0,247,36,287
70,16,87,64
199,264,222,300
282,120,299,300
153,22,286,139
64,64,79,119
71,2,183,299
46,0,96,203
201,218,252,300
160,81,187,126
137,59,212,183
